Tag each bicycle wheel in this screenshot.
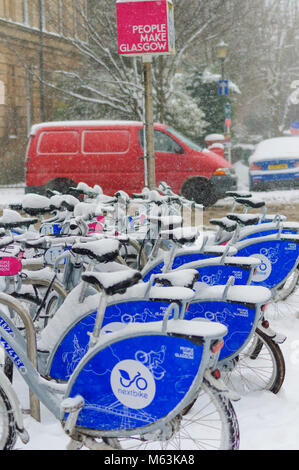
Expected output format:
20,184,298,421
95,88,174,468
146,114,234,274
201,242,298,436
10,277,67,331
103,379,239,450
0,386,17,450
221,328,285,395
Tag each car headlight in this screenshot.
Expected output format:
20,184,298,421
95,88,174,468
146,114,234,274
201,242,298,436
213,167,231,176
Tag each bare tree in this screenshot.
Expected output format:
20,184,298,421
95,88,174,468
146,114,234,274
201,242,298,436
43,0,250,126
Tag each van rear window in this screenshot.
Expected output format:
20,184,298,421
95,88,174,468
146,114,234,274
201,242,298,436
38,131,79,154
83,130,130,153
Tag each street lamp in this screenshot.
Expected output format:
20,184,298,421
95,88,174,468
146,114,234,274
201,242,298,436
216,41,231,163
216,40,228,80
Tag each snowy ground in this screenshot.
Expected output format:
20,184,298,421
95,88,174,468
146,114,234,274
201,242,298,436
2,168,299,451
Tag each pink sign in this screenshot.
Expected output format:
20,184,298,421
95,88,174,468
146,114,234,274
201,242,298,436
116,0,175,56
0,256,22,276
88,216,105,234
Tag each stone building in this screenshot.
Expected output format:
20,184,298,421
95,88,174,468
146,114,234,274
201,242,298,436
0,0,87,182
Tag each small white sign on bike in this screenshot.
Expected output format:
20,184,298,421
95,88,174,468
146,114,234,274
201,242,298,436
44,246,65,265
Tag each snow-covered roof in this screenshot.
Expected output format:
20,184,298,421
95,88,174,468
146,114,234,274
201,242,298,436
249,136,299,163
30,120,144,135
205,134,225,142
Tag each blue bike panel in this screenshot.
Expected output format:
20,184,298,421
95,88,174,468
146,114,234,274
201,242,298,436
66,334,203,431
186,301,256,361
236,239,299,288
144,252,251,286
143,262,165,282
193,264,251,286
49,300,171,380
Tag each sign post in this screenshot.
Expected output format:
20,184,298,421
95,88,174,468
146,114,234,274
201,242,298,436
224,102,232,164
116,0,175,190
143,55,155,190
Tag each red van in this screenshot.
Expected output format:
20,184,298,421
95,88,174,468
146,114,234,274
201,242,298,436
24,120,237,206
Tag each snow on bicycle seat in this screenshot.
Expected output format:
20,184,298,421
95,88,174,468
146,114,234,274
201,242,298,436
73,202,103,219
0,235,14,248
21,194,51,215
71,238,121,263
209,217,237,232
166,318,227,341
131,191,148,200
148,285,195,304
0,209,38,228
227,213,260,226
154,269,200,289
61,195,80,212
225,190,252,199
235,197,265,209
95,194,117,205
148,215,183,229
81,268,142,295
160,226,200,245
69,182,98,198
194,283,272,306
48,195,66,210
114,190,130,201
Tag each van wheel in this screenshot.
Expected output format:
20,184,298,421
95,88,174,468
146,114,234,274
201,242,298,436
46,178,76,195
181,177,218,207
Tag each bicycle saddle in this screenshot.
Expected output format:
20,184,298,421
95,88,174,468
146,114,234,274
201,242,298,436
227,213,260,226
21,194,51,216
9,203,23,211
160,226,199,245
154,268,200,289
71,238,121,263
209,217,237,232
235,197,265,209
0,236,14,248
225,190,252,199
148,285,195,304
81,268,142,295
147,215,183,229
0,209,38,228
61,195,80,212
48,195,67,211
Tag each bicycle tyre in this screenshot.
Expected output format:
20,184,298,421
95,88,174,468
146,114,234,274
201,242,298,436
102,379,239,450
222,328,285,395
0,386,17,450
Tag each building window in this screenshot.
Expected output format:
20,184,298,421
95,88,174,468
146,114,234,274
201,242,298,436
0,0,87,39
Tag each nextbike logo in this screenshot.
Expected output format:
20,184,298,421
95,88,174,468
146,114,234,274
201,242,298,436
111,359,156,409
252,253,272,282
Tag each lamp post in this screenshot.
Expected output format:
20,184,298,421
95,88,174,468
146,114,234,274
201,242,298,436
216,40,228,81
216,41,231,164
